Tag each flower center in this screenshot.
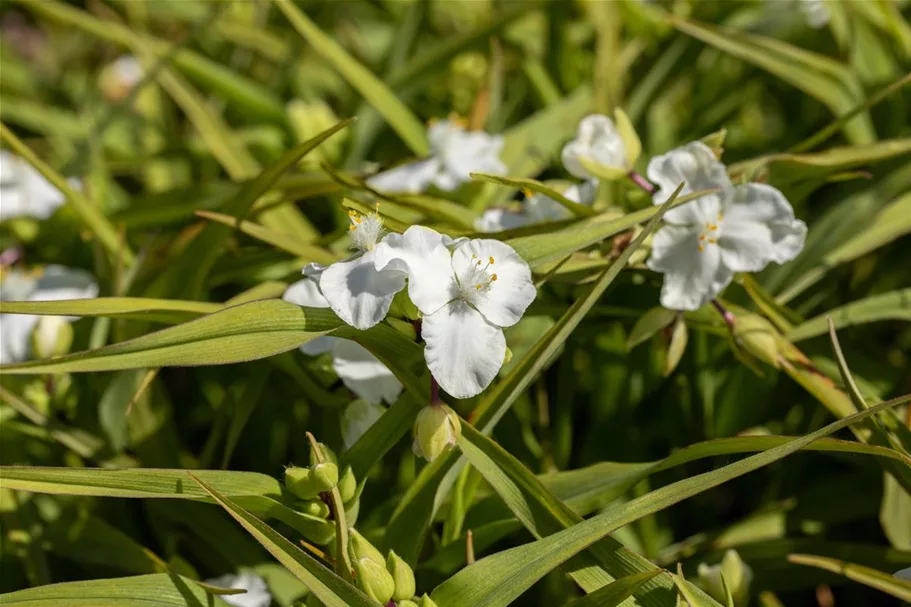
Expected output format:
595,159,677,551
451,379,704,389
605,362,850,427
457,254,498,302
697,212,724,252
348,207,384,252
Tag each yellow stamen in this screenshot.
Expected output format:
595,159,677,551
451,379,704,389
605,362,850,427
708,238,716,244
708,223,718,231
523,188,534,199
475,284,482,290
348,225,356,231
491,274,498,281
489,256,495,264
698,244,705,252
699,234,706,241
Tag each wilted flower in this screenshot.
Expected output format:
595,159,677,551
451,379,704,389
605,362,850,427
367,118,505,194
561,111,641,180
283,273,403,406
646,141,806,311
205,571,272,607
697,549,753,607
412,403,461,461
374,226,536,398
0,265,98,364
0,151,77,222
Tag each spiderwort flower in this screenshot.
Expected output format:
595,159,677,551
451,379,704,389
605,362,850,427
374,226,536,398
282,273,402,407
474,180,598,233
561,110,641,180
367,118,506,194
205,571,272,607
0,151,77,222
646,141,807,311
0,265,98,365
318,207,407,330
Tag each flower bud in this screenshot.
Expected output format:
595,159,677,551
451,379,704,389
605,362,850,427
348,528,384,567
310,462,339,492
398,601,419,607
412,404,461,462
310,442,338,466
30,316,73,359
387,550,416,601
285,465,335,500
337,466,357,503
297,499,330,519
697,549,753,607
352,554,395,604
287,99,346,163
734,314,780,369
419,594,440,607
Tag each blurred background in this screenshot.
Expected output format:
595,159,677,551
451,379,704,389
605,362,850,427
1,1,910,605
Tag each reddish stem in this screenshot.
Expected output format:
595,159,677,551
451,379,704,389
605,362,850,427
628,171,656,195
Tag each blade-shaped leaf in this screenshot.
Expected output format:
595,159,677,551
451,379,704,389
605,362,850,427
787,554,911,601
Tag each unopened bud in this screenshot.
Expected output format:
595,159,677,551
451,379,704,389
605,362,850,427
697,549,753,607
310,462,338,492
352,554,395,604
734,314,780,368
297,499,330,519
31,316,73,359
398,601,419,607
348,528,384,567
285,465,334,500
310,442,338,466
337,466,357,503
419,594,440,607
387,550,416,601
412,404,461,462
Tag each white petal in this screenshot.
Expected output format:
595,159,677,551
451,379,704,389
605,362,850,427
331,339,402,405
367,158,441,194
435,130,505,191
302,262,327,278
300,335,336,356
895,566,911,581
319,251,405,330
647,224,733,311
723,183,807,266
422,300,506,399
0,313,39,364
0,152,72,221
561,115,627,179
718,220,774,273
342,399,387,449
30,266,99,322
282,278,329,308
373,226,457,315
475,208,532,232
206,572,272,607
451,239,536,328
646,141,731,225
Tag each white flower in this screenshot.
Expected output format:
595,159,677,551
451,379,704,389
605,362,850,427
374,226,536,398
318,209,407,330
474,207,532,233
111,56,144,90
342,399,386,449
205,571,272,607
561,111,641,180
646,141,807,311
283,275,402,406
0,265,98,364
367,119,506,194
895,565,911,581
0,151,77,222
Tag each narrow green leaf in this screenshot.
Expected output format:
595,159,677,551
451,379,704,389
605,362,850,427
787,554,911,601
189,473,375,607
274,0,428,155
628,308,677,350
471,173,598,218
564,571,664,607
0,298,220,324
196,210,337,264
0,572,230,607
431,399,907,607
788,289,911,342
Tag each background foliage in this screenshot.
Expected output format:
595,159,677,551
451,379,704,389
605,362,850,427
0,1,910,606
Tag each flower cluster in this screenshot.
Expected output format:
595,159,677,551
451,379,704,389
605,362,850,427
367,117,505,194
285,206,536,401
646,141,807,311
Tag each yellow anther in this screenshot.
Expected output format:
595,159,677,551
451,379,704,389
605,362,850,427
349,225,356,231
698,244,705,252
708,223,718,231
475,284,482,290
348,210,357,217
708,238,716,244
699,234,706,241
491,274,498,281
717,213,724,221
477,260,482,266
471,254,477,259
523,188,534,199
489,256,495,264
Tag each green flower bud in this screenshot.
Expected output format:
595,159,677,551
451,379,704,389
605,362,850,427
287,99,346,163
419,594,440,607
310,462,339,492
305,591,324,606
734,314,780,368
353,554,395,604
387,550,416,601
412,404,461,462
297,499,330,519
348,528,385,567
398,601,419,607
31,316,73,359
697,549,753,607
310,442,338,466
285,466,319,500
337,466,357,503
